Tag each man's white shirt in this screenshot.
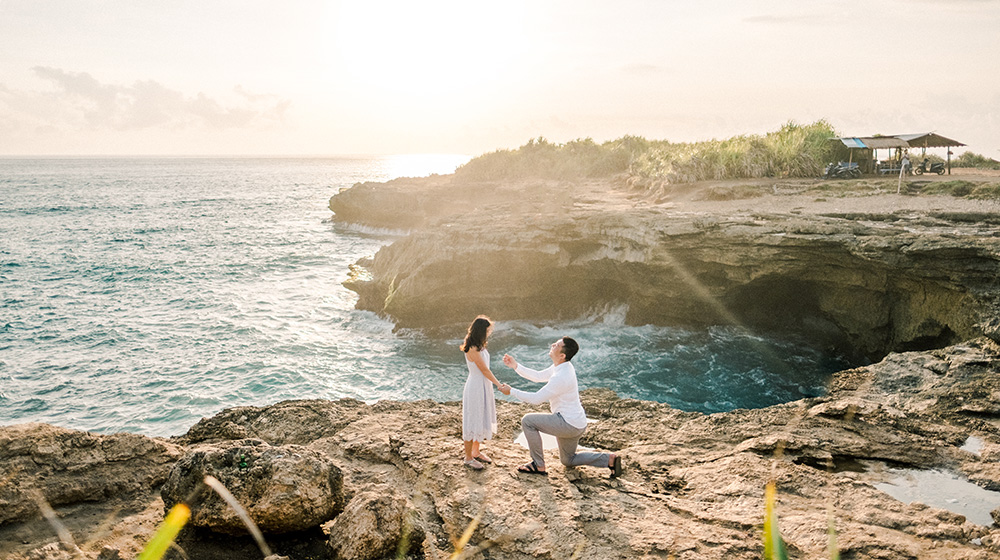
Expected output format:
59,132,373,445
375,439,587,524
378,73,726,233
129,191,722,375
510,361,588,429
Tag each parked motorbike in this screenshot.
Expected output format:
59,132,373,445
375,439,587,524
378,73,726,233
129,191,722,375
913,158,945,175
823,162,861,179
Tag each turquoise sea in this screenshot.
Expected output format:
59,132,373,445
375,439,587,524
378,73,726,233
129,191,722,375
0,157,849,437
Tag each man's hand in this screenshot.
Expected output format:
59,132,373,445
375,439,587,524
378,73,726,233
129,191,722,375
502,354,518,370
499,383,511,396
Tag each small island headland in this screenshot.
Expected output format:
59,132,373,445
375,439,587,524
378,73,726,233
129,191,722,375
5,131,1000,559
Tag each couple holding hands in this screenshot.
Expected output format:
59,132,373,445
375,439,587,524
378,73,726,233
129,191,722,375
460,315,623,477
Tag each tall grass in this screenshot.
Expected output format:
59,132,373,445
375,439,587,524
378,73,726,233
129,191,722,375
952,151,1000,169
453,121,845,186
631,120,844,183
454,136,649,181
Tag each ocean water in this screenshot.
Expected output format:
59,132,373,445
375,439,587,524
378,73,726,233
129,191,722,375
0,157,849,437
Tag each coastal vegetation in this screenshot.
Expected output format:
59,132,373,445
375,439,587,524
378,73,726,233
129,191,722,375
628,120,843,183
922,180,980,197
454,120,847,184
811,178,1000,200
453,135,645,180
913,151,1000,170
952,151,1000,169
450,122,1000,201
454,123,999,199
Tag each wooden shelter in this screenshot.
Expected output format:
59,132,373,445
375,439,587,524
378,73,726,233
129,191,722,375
833,132,965,174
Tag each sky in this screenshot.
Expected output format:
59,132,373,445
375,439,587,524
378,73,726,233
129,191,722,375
1,0,999,157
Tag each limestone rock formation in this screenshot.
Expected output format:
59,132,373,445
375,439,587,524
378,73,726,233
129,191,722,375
325,488,424,560
160,439,345,535
0,423,183,526
3,338,1000,559
4,174,1000,559
332,175,1000,361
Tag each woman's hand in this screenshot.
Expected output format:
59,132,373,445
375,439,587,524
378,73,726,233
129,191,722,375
498,383,511,396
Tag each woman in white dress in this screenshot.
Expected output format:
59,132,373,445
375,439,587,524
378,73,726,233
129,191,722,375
460,315,501,470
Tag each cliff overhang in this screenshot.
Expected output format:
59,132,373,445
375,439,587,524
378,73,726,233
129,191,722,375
331,174,1000,363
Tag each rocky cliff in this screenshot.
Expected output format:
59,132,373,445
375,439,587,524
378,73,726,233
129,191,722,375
4,172,999,560
3,339,1000,560
332,173,1000,362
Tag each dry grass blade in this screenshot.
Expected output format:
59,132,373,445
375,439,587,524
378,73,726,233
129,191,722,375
202,475,274,558
32,492,84,558
763,480,789,560
827,502,840,560
137,503,191,560
448,509,483,560
447,523,541,560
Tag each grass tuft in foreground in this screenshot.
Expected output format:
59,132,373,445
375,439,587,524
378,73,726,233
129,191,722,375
763,480,790,560
137,503,190,560
763,479,843,560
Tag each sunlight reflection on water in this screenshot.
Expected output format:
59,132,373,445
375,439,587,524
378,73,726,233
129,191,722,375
1,156,848,437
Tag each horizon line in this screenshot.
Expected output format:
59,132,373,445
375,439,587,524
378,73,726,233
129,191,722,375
0,153,474,159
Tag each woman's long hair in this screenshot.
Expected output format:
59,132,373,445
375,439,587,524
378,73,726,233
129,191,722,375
460,315,492,352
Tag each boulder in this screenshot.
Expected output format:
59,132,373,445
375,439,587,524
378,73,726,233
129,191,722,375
177,398,370,446
326,488,424,560
981,316,1000,344
161,439,344,535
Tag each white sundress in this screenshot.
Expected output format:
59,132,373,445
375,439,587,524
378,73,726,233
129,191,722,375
462,348,497,442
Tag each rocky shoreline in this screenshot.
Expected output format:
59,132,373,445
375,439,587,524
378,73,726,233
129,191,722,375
3,338,1000,560
4,171,1000,560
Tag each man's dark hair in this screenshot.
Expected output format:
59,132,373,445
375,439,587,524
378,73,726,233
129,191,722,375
561,336,579,361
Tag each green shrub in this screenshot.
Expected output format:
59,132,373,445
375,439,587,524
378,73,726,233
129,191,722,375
454,136,645,181
922,180,977,197
952,151,1000,169
970,183,1000,199
454,120,844,185
627,120,843,184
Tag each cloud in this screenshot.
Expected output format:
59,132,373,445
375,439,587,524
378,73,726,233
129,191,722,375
1,67,289,132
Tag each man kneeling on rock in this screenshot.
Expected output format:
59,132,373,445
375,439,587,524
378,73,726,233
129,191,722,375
500,336,623,477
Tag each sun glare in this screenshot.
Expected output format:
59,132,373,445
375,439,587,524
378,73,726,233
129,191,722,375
327,2,526,107
380,153,472,179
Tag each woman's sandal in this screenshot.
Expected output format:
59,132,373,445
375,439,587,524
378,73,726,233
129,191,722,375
464,459,485,471
609,454,623,478
473,452,492,464
517,461,548,476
